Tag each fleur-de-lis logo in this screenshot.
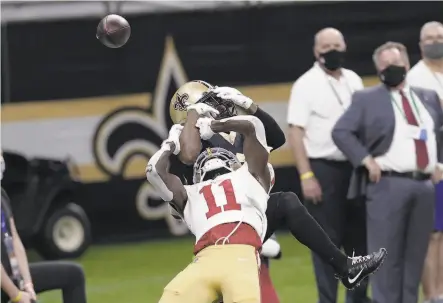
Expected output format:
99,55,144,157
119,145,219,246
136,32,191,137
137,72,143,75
174,93,189,111
91,36,189,236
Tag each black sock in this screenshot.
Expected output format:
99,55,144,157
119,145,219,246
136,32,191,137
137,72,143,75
278,192,349,275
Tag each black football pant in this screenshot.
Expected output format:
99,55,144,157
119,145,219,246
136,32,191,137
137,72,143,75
305,159,368,303
1,261,87,303
263,191,349,276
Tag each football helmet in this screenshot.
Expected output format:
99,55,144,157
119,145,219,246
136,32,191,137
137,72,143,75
193,147,240,184
169,80,237,124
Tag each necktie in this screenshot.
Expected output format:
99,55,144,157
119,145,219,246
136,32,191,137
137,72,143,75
399,90,429,170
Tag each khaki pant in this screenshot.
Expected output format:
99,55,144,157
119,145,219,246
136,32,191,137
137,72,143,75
159,244,260,303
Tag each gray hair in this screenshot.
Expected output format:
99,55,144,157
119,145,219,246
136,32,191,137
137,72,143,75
372,41,409,67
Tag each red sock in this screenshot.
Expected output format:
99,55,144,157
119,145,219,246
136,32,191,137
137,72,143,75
259,263,280,303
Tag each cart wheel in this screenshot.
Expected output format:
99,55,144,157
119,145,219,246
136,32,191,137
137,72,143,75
36,203,91,260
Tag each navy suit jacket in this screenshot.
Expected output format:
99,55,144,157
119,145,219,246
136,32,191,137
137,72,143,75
332,84,443,199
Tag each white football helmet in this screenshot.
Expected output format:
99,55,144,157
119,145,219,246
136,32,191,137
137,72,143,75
193,147,240,184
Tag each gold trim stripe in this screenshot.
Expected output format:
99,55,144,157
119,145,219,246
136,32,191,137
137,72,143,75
1,76,379,122
238,76,379,103
76,156,149,182
2,93,152,122
269,148,293,167
76,149,295,183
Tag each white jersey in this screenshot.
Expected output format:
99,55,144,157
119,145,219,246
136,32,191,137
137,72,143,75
183,163,269,243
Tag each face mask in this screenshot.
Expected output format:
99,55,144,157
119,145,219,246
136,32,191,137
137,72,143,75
423,42,443,59
379,65,407,87
318,50,345,71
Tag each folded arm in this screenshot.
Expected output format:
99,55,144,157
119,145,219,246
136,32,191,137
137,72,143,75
331,91,370,168
146,143,187,213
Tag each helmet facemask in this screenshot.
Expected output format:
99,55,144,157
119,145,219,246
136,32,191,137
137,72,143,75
197,92,237,120
193,148,240,184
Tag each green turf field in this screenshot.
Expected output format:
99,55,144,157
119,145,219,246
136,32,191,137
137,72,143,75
36,233,351,303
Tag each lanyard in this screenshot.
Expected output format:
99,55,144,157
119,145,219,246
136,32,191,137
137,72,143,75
1,211,7,234
1,210,22,284
390,89,423,125
326,75,354,109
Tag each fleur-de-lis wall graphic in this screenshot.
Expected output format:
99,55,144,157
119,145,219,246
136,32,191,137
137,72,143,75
91,36,189,236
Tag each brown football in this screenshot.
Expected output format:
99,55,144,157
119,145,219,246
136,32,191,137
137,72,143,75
96,14,131,48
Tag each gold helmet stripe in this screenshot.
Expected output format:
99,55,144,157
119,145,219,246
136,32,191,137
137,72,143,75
194,80,214,89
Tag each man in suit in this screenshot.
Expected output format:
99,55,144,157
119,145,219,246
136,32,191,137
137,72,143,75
332,41,443,303
408,21,443,303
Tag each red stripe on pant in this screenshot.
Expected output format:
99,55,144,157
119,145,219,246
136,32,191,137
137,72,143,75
259,263,280,303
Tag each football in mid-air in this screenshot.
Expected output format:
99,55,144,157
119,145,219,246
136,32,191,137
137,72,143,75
96,14,131,48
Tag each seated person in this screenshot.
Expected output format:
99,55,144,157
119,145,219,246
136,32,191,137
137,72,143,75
0,154,87,303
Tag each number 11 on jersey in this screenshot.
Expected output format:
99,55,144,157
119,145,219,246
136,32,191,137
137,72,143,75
199,179,241,219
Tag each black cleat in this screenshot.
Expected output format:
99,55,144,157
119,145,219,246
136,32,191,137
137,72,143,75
340,248,387,290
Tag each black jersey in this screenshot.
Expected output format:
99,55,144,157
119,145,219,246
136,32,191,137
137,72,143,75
168,107,286,185
169,133,245,185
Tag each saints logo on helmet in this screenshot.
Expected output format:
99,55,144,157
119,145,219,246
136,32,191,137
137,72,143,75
169,80,237,124
173,93,189,111
170,81,214,124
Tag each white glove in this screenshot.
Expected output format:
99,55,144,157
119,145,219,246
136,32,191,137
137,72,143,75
161,124,184,155
261,238,281,258
187,103,220,118
212,86,253,109
195,117,215,140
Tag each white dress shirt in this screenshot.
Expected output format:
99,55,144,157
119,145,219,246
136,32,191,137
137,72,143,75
375,85,438,173
287,62,364,161
407,60,443,100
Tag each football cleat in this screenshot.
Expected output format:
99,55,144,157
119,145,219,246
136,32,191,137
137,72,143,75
340,248,387,290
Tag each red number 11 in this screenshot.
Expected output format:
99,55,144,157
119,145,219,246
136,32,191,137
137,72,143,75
199,179,241,219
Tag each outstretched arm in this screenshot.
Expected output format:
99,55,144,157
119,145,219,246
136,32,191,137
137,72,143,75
208,116,271,191
146,142,187,213
212,87,286,150
251,106,286,150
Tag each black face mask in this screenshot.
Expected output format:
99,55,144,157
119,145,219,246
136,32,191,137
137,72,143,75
379,65,406,87
318,50,345,71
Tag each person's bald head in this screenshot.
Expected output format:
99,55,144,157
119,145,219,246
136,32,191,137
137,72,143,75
419,21,443,60
314,28,346,56
420,21,443,42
